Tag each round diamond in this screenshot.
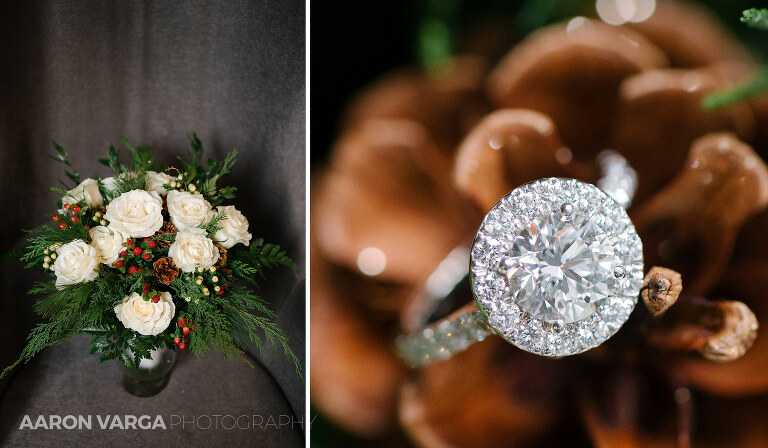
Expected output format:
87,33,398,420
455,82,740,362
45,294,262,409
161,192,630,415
470,178,643,357
506,209,618,323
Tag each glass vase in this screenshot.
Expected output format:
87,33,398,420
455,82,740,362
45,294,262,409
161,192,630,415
120,346,177,397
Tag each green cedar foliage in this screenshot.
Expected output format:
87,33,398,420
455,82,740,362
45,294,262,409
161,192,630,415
176,133,238,205
230,239,298,286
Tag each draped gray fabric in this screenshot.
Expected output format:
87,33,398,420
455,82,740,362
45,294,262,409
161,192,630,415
0,1,305,445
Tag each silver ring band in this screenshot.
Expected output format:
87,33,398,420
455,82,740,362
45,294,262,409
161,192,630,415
400,245,471,333
397,303,491,368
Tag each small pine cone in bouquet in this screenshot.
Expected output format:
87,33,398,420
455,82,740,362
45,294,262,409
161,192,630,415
153,221,177,247
311,2,768,446
153,257,180,285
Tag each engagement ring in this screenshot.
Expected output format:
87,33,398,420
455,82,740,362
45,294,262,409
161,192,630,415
397,152,643,367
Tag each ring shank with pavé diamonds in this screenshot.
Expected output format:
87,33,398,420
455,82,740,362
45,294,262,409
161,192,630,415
397,177,644,367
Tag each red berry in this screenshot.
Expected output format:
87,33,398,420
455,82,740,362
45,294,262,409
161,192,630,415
51,215,59,221
142,288,149,295
152,294,160,303
178,343,186,350
178,318,186,327
147,240,156,248
126,240,134,247
71,205,81,214
120,250,127,257
129,266,138,275
190,324,196,332
218,290,224,296
63,203,69,209
144,283,150,288
115,260,124,268
58,222,67,230
138,268,144,271
70,215,79,224
174,337,181,345
143,238,148,242
182,327,190,335
133,247,142,256
142,253,150,261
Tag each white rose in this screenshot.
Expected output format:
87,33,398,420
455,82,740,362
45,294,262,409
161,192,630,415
146,171,175,196
62,178,103,209
114,292,175,336
89,225,129,265
168,228,220,272
101,176,117,192
212,205,252,249
166,190,213,231
105,189,164,238
54,240,99,288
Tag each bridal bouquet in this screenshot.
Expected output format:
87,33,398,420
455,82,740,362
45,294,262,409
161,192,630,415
2,135,300,379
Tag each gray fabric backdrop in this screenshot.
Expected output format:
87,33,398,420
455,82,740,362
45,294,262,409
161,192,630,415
0,1,305,446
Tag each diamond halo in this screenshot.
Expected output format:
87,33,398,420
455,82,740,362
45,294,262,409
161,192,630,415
470,178,644,357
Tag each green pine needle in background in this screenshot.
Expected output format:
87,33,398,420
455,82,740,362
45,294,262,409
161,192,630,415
742,7,768,30
703,8,768,109
416,0,460,72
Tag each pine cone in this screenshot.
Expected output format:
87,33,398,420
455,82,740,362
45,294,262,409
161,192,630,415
312,2,768,446
153,221,177,247
153,257,179,285
214,243,228,268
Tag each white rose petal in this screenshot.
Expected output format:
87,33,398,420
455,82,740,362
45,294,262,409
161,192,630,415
101,176,118,193
105,189,164,238
212,205,252,249
166,190,213,231
62,178,103,209
54,240,99,288
146,171,175,196
89,225,129,265
114,292,175,336
168,228,220,273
